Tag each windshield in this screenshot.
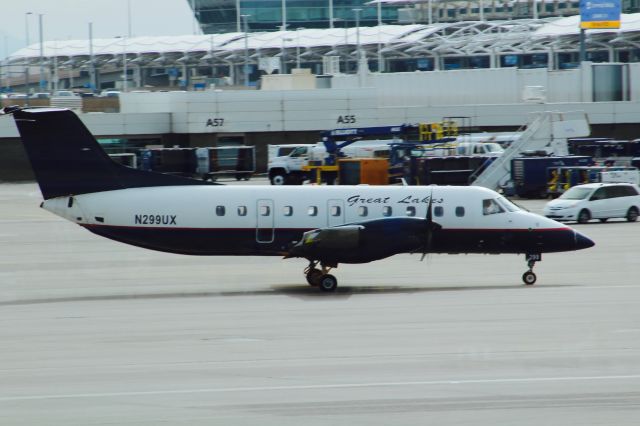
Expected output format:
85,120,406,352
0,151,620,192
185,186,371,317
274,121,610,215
289,147,308,157
485,143,504,153
496,196,519,212
560,187,593,200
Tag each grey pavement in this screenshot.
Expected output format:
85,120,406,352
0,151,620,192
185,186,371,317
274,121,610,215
1,182,640,425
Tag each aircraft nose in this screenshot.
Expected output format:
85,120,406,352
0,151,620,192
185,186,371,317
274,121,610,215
574,230,595,250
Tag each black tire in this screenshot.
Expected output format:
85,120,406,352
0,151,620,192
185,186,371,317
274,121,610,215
270,173,287,185
522,271,537,285
599,218,608,223
577,209,591,224
627,207,639,222
306,269,322,286
319,274,338,292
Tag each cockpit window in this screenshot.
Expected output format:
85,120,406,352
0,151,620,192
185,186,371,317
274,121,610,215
482,198,505,215
496,196,519,212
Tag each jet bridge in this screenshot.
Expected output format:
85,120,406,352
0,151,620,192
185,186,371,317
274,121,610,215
471,111,591,191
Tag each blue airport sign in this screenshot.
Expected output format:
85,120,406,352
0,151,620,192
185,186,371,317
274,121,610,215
580,0,621,29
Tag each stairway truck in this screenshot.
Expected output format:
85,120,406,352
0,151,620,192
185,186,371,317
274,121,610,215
267,144,314,185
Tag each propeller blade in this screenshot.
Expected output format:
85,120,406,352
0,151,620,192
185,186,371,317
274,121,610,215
420,189,435,261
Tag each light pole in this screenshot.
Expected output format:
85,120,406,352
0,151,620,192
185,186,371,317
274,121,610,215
127,0,132,37
38,14,45,91
24,12,32,94
329,0,333,28
281,0,287,33
241,14,250,86
376,2,383,72
122,37,128,91
236,0,241,32
281,37,293,74
353,8,363,85
353,8,362,64
89,22,96,92
296,27,304,69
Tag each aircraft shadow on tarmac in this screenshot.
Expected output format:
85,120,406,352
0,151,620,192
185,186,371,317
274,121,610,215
0,283,575,305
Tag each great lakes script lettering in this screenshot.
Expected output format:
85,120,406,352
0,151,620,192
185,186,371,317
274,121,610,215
346,195,443,207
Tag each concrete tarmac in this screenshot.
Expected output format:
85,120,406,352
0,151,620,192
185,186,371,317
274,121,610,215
1,182,640,425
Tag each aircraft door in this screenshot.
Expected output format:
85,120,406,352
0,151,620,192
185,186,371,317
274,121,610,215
256,199,274,243
327,199,345,227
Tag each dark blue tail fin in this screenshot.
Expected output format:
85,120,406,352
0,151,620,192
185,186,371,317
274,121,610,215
8,107,211,199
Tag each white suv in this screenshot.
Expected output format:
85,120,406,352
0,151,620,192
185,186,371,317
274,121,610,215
543,183,640,223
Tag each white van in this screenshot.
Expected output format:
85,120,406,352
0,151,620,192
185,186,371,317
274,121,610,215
543,182,640,223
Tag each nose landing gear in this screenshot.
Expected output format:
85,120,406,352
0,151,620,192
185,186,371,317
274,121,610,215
304,260,338,292
523,253,541,285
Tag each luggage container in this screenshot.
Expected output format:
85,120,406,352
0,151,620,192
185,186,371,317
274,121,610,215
196,146,255,181
140,148,197,176
338,158,389,185
511,156,593,198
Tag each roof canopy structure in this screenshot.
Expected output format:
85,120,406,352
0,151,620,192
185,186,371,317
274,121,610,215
7,14,640,69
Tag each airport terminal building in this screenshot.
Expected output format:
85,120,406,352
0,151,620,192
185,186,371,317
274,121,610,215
4,9,640,179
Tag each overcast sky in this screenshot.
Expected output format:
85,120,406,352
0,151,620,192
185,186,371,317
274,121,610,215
0,0,197,59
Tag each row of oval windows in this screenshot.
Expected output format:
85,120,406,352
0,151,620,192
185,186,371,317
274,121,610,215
216,205,467,218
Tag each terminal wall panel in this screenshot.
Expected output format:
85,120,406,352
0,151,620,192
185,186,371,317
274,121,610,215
612,102,640,123
120,92,173,114
548,70,582,102
517,69,548,101
628,63,640,102
122,113,172,134
81,114,125,136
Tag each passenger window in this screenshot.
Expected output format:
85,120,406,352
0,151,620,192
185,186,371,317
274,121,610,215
434,206,443,217
382,206,392,217
625,185,639,196
331,206,341,216
590,188,607,201
455,206,465,217
216,206,225,216
482,199,504,215
406,206,416,217
283,206,293,216
237,206,247,216
308,206,318,216
358,206,368,217
260,205,270,216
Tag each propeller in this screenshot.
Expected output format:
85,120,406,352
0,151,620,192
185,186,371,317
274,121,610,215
420,189,442,261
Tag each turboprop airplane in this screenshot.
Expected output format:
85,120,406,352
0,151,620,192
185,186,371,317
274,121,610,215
3,107,594,292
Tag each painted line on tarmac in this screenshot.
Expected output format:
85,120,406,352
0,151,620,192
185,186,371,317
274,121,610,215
2,374,640,402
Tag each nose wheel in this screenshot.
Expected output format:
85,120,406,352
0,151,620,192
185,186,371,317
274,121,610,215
304,261,338,292
523,254,540,285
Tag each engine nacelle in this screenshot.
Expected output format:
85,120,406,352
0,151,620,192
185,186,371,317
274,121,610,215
287,218,429,264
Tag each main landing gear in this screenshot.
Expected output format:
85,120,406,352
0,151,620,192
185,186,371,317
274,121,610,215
304,260,338,292
522,253,541,285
